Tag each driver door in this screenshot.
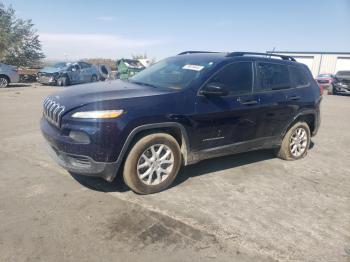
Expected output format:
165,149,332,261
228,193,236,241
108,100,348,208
193,61,260,151
69,64,81,84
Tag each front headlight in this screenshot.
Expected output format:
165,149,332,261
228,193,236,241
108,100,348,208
71,110,124,119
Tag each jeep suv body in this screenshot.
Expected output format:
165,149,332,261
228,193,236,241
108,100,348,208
41,52,321,194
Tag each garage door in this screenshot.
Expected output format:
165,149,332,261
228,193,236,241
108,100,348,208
335,57,350,73
294,56,314,71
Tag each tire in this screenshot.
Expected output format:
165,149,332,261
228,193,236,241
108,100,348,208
91,75,98,82
276,122,311,161
57,76,69,86
0,76,9,88
123,133,182,194
329,84,336,95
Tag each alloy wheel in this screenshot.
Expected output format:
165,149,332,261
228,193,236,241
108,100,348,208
137,144,174,185
289,127,308,157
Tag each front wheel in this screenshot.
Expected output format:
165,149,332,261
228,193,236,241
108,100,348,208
57,76,69,86
91,75,98,82
123,133,182,194
276,122,311,161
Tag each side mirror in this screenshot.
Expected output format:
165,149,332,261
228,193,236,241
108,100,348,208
199,82,229,96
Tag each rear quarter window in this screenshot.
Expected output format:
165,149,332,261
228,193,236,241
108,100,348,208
289,66,310,88
256,62,291,91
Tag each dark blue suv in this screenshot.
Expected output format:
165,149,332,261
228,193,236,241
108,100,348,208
41,52,321,194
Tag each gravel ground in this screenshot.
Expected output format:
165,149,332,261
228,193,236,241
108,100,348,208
0,83,349,262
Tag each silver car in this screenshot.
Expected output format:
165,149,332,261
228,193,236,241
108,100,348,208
0,63,20,88
37,61,99,86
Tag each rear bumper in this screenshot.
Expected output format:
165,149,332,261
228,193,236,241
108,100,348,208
312,107,321,137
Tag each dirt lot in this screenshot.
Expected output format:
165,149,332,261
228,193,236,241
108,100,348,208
0,83,349,262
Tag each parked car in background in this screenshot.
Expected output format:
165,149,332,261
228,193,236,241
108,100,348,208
330,71,350,95
37,61,99,86
315,73,334,94
116,59,145,80
0,62,19,88
41,51,321,194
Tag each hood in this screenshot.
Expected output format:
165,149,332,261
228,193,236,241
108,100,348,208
47,80,175,112
335,75,350,81
39,66,67,74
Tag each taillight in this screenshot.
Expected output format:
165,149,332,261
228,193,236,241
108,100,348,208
319,84,324,95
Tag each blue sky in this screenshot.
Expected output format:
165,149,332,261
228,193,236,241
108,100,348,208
3,0,350,60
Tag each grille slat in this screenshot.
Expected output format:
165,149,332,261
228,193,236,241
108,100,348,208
43,97,65,127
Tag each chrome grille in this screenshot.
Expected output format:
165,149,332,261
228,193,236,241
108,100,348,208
43,97,65,127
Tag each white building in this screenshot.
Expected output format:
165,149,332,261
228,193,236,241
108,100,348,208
268,51,350,77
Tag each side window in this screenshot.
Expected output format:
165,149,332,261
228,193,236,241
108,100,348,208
257,62,291,91
208,62,253,95
289,66,310,88
79,62,90,69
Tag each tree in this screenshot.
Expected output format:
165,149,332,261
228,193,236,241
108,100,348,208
0,2,44,67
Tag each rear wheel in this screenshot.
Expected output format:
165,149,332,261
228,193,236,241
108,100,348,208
276,122,310,160
123,133,181,194
0,76,9,88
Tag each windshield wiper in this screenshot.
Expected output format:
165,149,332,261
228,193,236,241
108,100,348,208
129,80,159,88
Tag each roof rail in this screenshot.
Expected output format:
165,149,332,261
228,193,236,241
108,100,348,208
177,51,221,55
226,52,296,62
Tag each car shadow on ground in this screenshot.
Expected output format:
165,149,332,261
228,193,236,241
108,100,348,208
7,83,32,88
71,141,316,193
70,149,278,194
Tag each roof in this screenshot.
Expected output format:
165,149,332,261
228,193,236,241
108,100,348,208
176,51,300,65
268,51,350,55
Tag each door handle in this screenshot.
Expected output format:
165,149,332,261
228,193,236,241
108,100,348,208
288,95,301,101
238,99,259,105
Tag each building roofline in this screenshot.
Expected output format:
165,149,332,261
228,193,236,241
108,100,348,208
267,51,350,55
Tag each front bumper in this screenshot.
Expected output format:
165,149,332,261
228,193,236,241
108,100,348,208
40,118,120,181
37,75,57,85
334,85,350,94
46,144,117,181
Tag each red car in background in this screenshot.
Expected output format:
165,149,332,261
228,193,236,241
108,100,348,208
315,73,334,94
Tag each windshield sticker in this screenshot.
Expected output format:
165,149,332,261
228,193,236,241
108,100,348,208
182,64,205,71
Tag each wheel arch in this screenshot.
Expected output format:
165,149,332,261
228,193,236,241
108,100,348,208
0,74,10,83
282,111,317,139
109,122,191,182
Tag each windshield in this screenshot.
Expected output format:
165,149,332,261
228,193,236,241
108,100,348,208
336,71,350,76
52,62,68,68
129,56,218,89
318,74,332,78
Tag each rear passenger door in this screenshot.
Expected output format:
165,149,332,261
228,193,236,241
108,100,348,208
285,65,311,116
78,62,91,83
253,61,295,139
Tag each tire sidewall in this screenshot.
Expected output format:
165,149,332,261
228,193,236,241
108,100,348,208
123,134,181,194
